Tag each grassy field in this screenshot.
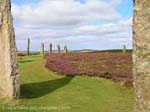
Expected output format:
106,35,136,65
0,55,133,112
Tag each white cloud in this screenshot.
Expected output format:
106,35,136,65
12,0,132,51
12,0,121,28
76,18,132,36
110,0,122,6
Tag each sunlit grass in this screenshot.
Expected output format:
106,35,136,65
0,54,133,112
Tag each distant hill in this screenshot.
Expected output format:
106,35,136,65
17,49,133,56
71,49,95,53
71,49,133,53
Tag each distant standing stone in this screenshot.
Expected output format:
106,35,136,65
49,44,52,54
57,44,60,53
41,43,44,55
122,45,126,53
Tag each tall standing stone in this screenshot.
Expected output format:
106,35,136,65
0,0,20,99
133,0,150,111
122,45,126,53
64,45,68,53
27,38,30,56
57,44,60,53
49,43,52,54
41,43,44,55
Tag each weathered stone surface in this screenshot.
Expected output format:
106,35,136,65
27,38,30,56
122,45,126,53
0,0,20,99
133,0,150,111
49,43,52,54
57,44,60,53
64,45,68,53
41,43,44,55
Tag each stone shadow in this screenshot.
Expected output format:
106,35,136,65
21,76,75,99
19,60,35,63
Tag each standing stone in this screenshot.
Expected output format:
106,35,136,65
133,0,150,111
122,45,126,53
64,45,68,53
49,43,52,54
0,0,20,99
57,44,60,53
27,38,30,56
41,43,44,55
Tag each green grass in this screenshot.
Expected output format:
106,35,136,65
0,55,133,112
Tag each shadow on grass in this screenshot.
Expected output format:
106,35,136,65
21,76,75,99
19,60,35,63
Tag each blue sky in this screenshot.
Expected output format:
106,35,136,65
11,0,133,51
